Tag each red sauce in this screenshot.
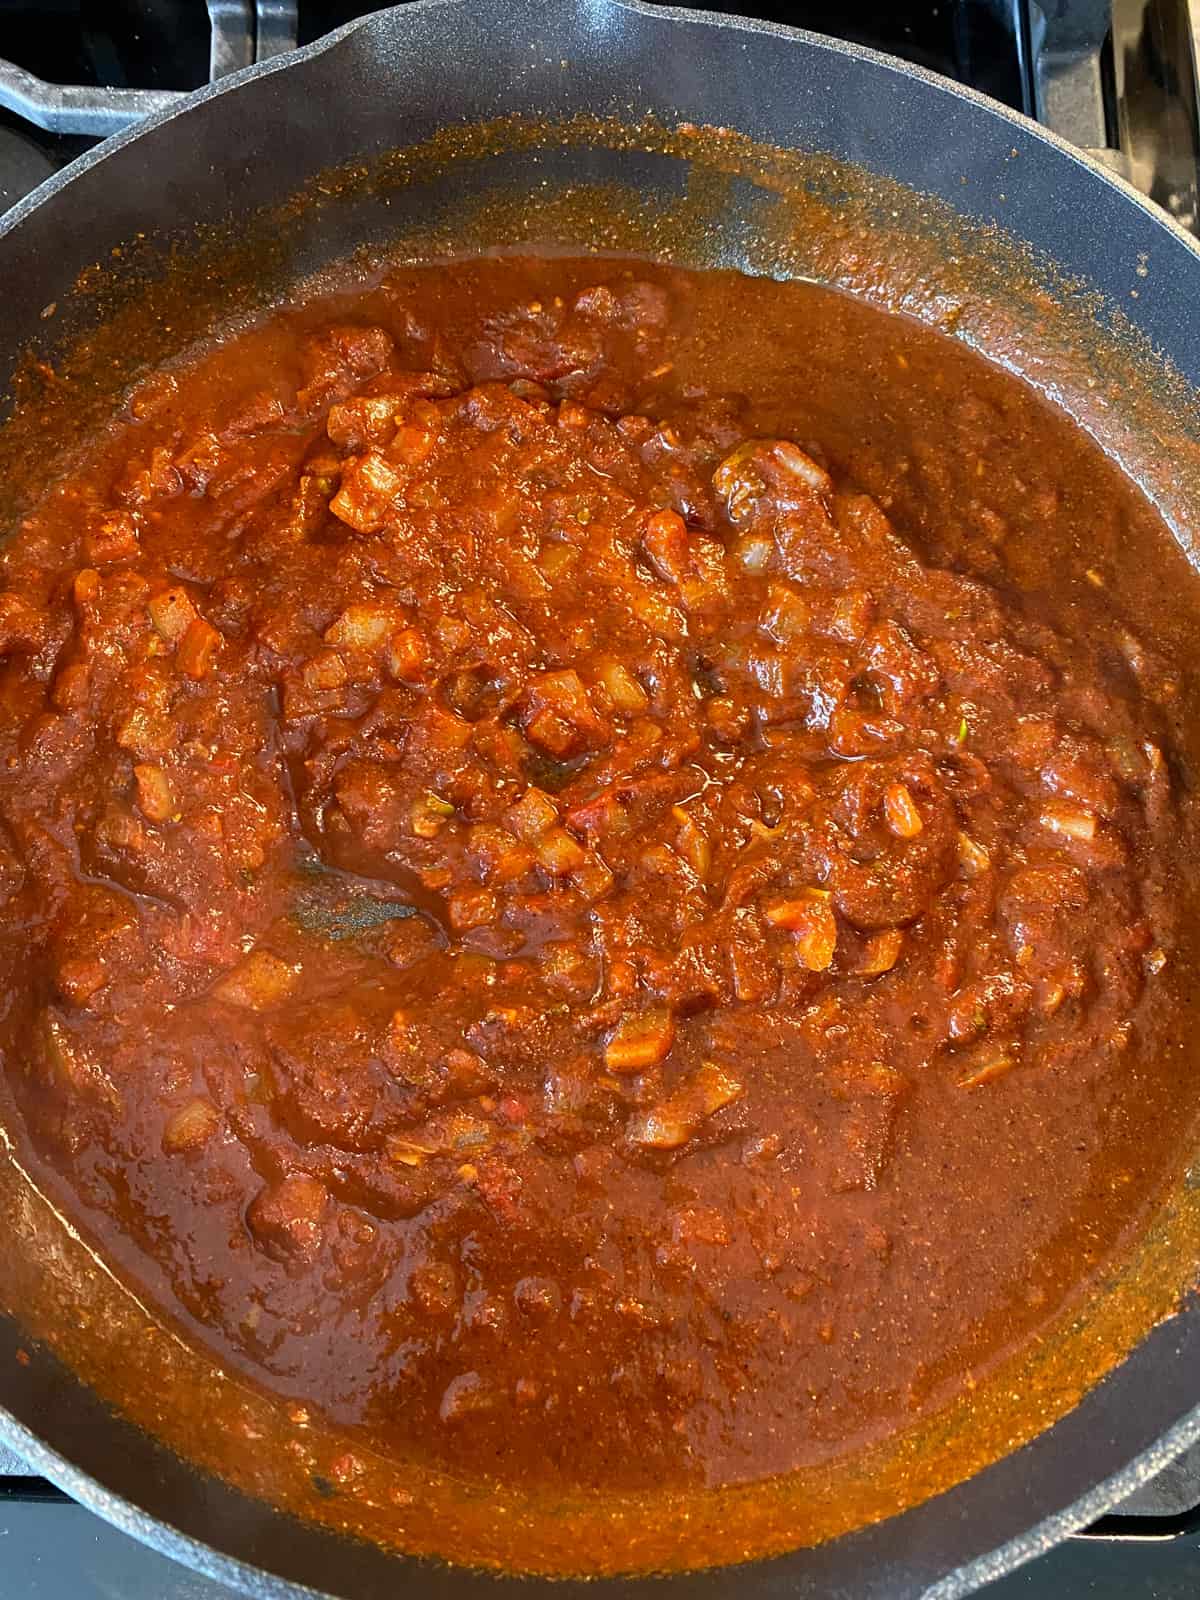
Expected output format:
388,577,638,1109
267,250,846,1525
0,256,1195,1532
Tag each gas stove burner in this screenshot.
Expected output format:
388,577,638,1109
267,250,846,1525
1030,0,1200,235
0,0,295,137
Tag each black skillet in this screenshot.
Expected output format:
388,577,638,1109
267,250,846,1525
0,1,1198,1594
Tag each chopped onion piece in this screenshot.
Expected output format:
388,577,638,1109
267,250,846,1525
628,1061,744,1149
324,603,396,649
597,659,649,715
572,855,615,903
959,1051,1017,1090
1039,804,1097,842
642,508,690,584
882,782,923,839
672,806,712,879
605,1007,676,1072
765,891,837,971
162,1097,219,1154
538,542,578,580
855,928,903,976
734,533,774,573
387,627,428,684
148,586,197,644
178,617,221,680
536,826,588,875
770,439,832,492
956,832,991,876
303,649,348,691
133,763,177,824
504,787,560,842
213,951,297,1011
448,889,497,931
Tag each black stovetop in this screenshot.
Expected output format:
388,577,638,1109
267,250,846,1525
0,1,1198,1595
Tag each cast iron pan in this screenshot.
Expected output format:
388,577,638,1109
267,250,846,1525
0,2,1199,1595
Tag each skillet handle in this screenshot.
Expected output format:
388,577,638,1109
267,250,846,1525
1074,1505,1200,1541
0,0,300,140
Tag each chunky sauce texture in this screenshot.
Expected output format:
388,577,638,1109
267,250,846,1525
0,257,1194,1508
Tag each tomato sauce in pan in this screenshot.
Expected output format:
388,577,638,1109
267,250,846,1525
0,255,1196,1509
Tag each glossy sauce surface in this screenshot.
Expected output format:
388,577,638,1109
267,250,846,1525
0,257,1196,1510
